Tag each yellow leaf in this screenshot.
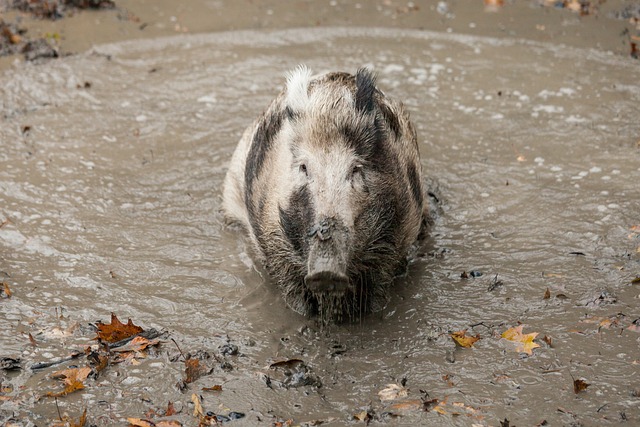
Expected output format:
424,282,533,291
451,330,480,348
502,325,540,355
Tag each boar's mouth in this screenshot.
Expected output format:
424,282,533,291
304,217,351,295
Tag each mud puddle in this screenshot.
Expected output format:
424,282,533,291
1,28,639,425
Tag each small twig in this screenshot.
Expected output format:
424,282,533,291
171,338,186,361
31,351,82,371
55,396,62,420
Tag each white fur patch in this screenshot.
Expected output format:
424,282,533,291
285,65,313,112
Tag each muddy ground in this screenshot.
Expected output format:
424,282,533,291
1,1,640,426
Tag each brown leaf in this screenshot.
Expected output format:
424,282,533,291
47,367,92,397
96,313,144,343
166,400,177,416
573,379,590,394
543,288,551,299
185,358,211,384
28,333,37,347
1,282,11,298
157,422,182,427
451,330,480,348
202,385,222,392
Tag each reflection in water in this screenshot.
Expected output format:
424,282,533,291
1,28,639,425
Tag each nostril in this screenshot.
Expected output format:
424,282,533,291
304,271,350,293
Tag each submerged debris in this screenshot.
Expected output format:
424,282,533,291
10,0,116,20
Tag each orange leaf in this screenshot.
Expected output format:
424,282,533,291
47,367,92,397
2,282,11,298
70,407,87,427
127,418,155,427
450,330,480,348
96,313,144,343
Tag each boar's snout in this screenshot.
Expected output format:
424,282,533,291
304,217,350,295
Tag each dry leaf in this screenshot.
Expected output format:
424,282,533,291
543,288,551,299
191,393,204,417
1,282,11,298
185,358,211,384
389,399,424,412
451,330,480,348
501,325,540,355
202,385,222,392
96,313,143,343
127,419,155,427
111,336,161,353
573,379,590,393
47,367,92,397
378,383,408,401
157,422,182,427
353,410,372,422
166,400,177,416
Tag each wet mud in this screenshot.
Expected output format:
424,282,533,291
1,28,640,425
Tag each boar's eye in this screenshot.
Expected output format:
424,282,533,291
350,164,365,188
351,164,363,178
299,163,308,176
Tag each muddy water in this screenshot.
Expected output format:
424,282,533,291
1,28,639,425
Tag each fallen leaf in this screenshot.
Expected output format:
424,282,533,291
451,330,480,348
111,336,161,353
202,385,222,392
127,419,155,427
166,400,177,416
628,319,640,333
501,325,540,355
378,383,408,401
157,422,182,427
96,313,143,343
72,407,87,427
543,288,551,299
185,358,211,384
191,393,204,417
46,367,92,397
573,379,590,394
353,410,372,422
389,399,424,412
1,282,11,298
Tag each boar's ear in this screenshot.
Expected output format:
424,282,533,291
355,68,377,114
285,65,313,114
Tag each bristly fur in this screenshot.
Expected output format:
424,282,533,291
222,66,430,324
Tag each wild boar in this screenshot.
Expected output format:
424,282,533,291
223,66,429,323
